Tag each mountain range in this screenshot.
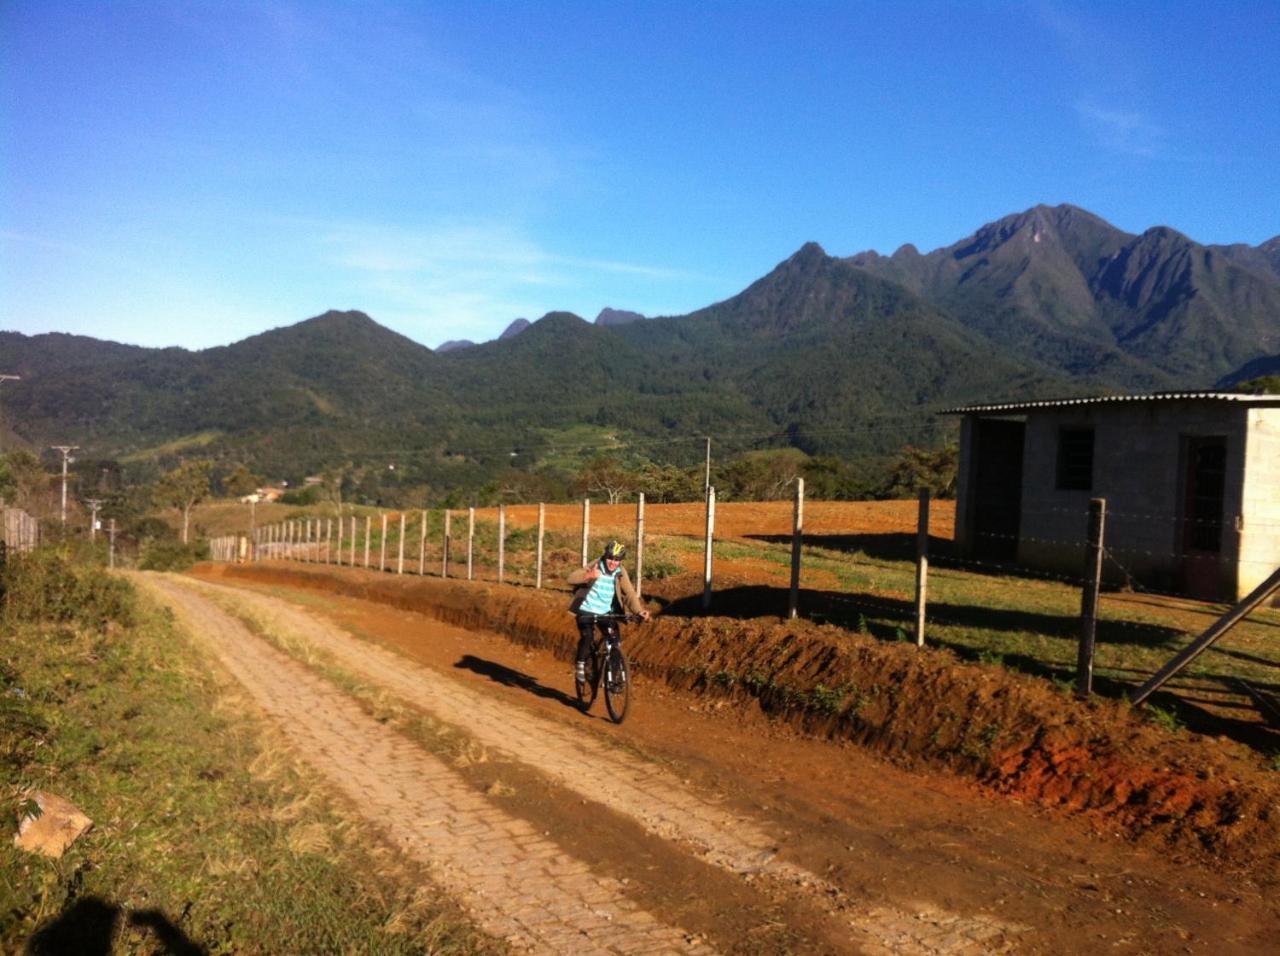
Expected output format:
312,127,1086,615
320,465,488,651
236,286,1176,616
2,203,1276,491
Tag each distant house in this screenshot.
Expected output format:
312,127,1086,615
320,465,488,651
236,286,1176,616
240,487,285,504
943,393,1280,602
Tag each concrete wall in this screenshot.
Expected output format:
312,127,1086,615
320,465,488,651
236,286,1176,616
1017,403,1250,597
1240,408,1280,598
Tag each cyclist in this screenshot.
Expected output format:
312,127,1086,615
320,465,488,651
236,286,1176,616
568,539,650,684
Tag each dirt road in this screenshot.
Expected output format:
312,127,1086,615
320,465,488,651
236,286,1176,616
142,572,1275,954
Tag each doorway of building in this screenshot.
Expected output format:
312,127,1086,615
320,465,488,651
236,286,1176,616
972,418,1025,561
1180,436,1228,600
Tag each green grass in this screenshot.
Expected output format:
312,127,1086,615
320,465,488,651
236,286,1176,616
0,560,499,954
118,430,224,463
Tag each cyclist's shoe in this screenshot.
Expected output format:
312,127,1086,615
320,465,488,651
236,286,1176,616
575,661,586,683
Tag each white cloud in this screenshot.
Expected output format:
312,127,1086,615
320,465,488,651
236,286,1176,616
315,220,698,345
1074,101,1166,157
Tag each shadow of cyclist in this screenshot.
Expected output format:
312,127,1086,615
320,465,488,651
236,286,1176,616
26,897,205,955
454,654,581,711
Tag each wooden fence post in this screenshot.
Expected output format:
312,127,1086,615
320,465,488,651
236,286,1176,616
326,518,333,564
535,503,545,589
363,516,371,568
419,510,427,575
442,510,451,578
380,514,388,572
914,488,930,647
635,493,645,599
580,498,590,566
788,478,804,620
397,512,406,574
497,505,506,584
1076,497,1107,697
335,515,343,566
349,516,356,566
702,487,716,611
467,506,475,580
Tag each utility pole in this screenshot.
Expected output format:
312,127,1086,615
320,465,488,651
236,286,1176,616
84,498,104,540
52,446,79,527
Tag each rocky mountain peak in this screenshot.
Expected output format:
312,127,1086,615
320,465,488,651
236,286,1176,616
499,318,531,340
595,307,646,327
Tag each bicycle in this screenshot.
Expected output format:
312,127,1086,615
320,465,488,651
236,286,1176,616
574,613,643,723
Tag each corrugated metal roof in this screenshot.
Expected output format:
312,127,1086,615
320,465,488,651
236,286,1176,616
939,391,1280,415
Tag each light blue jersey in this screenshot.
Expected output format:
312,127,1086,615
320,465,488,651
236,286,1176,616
579,564,620,615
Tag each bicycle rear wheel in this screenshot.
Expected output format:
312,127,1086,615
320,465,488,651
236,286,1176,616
575,646,600,711
603,646,630,723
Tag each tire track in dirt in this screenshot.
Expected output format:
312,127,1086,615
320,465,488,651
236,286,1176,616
143,575,706,955
173,574,1027,955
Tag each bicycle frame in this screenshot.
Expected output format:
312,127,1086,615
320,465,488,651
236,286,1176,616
575,613,639,722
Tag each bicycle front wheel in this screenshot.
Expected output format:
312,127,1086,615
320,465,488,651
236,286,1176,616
603,646,630,724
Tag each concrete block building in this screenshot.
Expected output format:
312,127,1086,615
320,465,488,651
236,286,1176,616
944,393,1280,601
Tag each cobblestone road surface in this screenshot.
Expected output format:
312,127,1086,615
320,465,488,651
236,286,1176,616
144,575,1025,955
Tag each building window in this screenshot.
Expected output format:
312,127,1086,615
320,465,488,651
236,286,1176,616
1056,427,1094,491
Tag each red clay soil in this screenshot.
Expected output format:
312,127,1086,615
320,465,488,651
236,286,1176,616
210,560,1280,890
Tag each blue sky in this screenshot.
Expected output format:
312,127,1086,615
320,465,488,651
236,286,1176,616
3,1,1278,351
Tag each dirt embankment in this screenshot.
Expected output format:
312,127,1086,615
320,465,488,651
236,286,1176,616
219,562,1280,883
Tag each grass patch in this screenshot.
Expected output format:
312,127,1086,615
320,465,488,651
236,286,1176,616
118,430,222,463
0,565,499,954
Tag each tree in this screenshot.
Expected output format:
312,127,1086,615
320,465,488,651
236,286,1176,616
635,462,703,503
1236,375,1280,395
318,466,346,515
153,460,212,543
718,449,808,501
222,462,259,498
878,444,958,499
576,456,635,504
0,450,53,513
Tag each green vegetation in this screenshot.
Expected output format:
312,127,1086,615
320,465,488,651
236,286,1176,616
1235,374,1280,395
137,539,208,571
152,460,212,544
0,552,495,953
119,430,223,464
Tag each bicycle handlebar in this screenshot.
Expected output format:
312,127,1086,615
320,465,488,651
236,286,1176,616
579,612,648,624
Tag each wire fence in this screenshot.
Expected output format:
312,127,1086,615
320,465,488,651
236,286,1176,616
209,489,1280,744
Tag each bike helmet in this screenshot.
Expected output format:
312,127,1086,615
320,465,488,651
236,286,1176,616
602,539,626,562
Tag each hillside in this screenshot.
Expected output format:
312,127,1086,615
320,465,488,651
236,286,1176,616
3,204,1277,490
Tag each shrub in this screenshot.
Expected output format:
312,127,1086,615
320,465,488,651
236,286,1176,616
1,547,136,630
281,486,320,506
138,539,208,572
